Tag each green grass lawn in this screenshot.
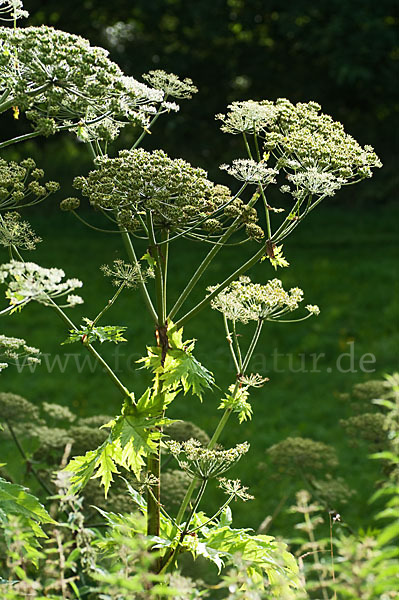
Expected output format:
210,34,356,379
1,197,398,534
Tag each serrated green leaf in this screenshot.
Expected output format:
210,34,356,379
168,325,184,349
92,444,120,497
195,540,225,572
113,414,163,478
199,524,301,590
0,477,55,527
162,349,214,400
62,321,127,345
123,478,147,510
64,443,107,494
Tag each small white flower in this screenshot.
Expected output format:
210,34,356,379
306,304,320,316
66,294,84,307
0,261,83,310
209,276,318,324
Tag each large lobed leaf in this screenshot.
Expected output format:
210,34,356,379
0,477,55,536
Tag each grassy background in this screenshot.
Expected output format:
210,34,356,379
1,194,398,533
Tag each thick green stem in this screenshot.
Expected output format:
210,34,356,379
146,226,170,550
0,130,41,150
223,314,239,373
245,132,272,240
146,211,164,326
131,104,164,150
160,229,169,324
174,406,234,527
146,452,161,537
260,185,272,240
242,133,254,160
232,320,243,373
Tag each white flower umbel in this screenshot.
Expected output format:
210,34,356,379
0,26,168,140
287,168,346,198
0,261,83,312
0,0,28,22
208,275,319,324
142,70,198,99
220,159,278,185
216,100,278,135
166,438,249,480
0,333,40,371
218,99,381,193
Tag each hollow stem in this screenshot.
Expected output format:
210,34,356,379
160,479,208,574
232,320,243,373
146,211,165,326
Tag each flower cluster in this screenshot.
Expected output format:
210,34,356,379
0,260,83,311
0,0,28,22
217,98,382,199
218,477,254,502
238,373,269,388
285,168,346,198
142,70,198,99
0,27,177,140
101,259,147,289
216,100,277,135
208,275,319,324
72,149,269,241
0,392,41,423
0,333,40,372
267,437,338,477
74,149,218,232
0,212,41,250
220,159,278,185
0,158,59,211
166,438,249,479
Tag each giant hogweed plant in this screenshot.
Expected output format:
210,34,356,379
0,1,381,593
